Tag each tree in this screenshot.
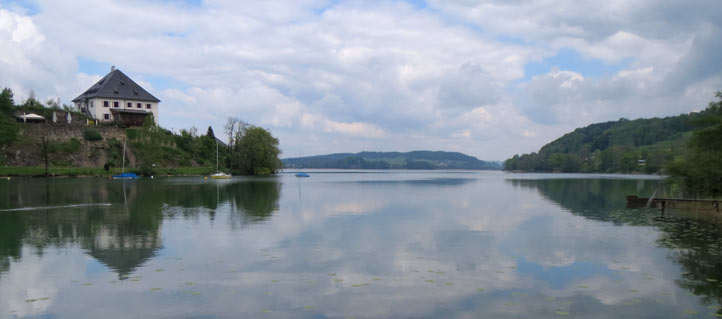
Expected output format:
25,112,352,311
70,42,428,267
0,88,14,114
224,117,247,150
0,88,18,150
45,98,61,110
206,126,215,139
230,125,281,175
667,91,722,197
38,136,55,177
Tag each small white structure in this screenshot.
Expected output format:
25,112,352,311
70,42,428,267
16,113,46,123
72,66,160,125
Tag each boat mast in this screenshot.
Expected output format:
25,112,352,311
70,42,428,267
122,139,126,173
216,139,219,173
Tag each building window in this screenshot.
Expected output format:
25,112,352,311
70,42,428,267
127,102,131,108
113,101,119,108
136,103,141,109
104,101,109,107
104,114,110,120
146,103,151,109
90,101,94,108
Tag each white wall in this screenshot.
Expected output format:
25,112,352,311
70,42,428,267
84,98,159,124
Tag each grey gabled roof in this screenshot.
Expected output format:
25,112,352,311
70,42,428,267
72,69,160,103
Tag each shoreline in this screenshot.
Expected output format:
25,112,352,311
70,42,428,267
0,166,214,178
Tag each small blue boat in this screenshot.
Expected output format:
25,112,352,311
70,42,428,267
295,172,310,177
112,172,140,179
112,140,140,179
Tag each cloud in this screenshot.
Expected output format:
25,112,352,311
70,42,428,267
1,1,720,159
0,9,88,103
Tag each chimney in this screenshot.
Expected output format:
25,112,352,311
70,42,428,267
111,65,116,72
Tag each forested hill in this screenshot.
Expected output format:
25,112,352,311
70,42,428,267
282,151,502,170
504,111,705,173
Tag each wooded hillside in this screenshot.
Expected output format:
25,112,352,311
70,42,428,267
283,151,501,170
503,112,703,173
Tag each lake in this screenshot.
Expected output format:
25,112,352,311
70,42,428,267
1,171,721,318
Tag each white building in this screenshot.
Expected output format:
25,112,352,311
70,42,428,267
73,67,160,125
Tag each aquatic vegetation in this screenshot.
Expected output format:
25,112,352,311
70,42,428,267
555,311,570,316
26,298,49,303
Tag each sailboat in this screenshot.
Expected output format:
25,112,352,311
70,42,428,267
112,139,139,179
295,154,309,177
211,139,231,179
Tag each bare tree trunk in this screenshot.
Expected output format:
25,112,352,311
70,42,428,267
40,136,49,177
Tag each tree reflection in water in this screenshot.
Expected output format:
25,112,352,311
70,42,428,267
508,178,722,315
0,177,281,280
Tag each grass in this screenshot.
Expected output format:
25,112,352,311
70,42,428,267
0,166,215,177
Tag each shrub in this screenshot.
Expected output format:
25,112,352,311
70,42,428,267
83,128,103,141
135,164,155,177
126,128,139,140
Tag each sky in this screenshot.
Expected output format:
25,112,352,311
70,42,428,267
0,0,720,161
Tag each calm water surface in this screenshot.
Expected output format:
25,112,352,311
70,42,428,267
1,171,721,318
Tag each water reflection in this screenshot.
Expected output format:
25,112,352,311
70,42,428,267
0,177,281,280
508,178,659,222
1,173,721,318
509,177,722,316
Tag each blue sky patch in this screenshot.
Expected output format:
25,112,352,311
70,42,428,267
3,0,39,15
77,57,112,76
313,0,340,15
404,0,427,9
523,48,632,80
78,57,189,91
139,73,190,91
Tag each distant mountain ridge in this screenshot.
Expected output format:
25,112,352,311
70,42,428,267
503,110,706,173
282,151,501,170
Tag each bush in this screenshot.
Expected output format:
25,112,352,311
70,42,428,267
135,163,155,177
126,128,139,140
83,128,103,141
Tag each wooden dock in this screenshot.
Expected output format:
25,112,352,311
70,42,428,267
626,195,721,212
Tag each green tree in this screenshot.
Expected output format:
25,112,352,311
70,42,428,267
206,126,215,139
0,88,18,150
667,91,722,197
230,125,281,175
